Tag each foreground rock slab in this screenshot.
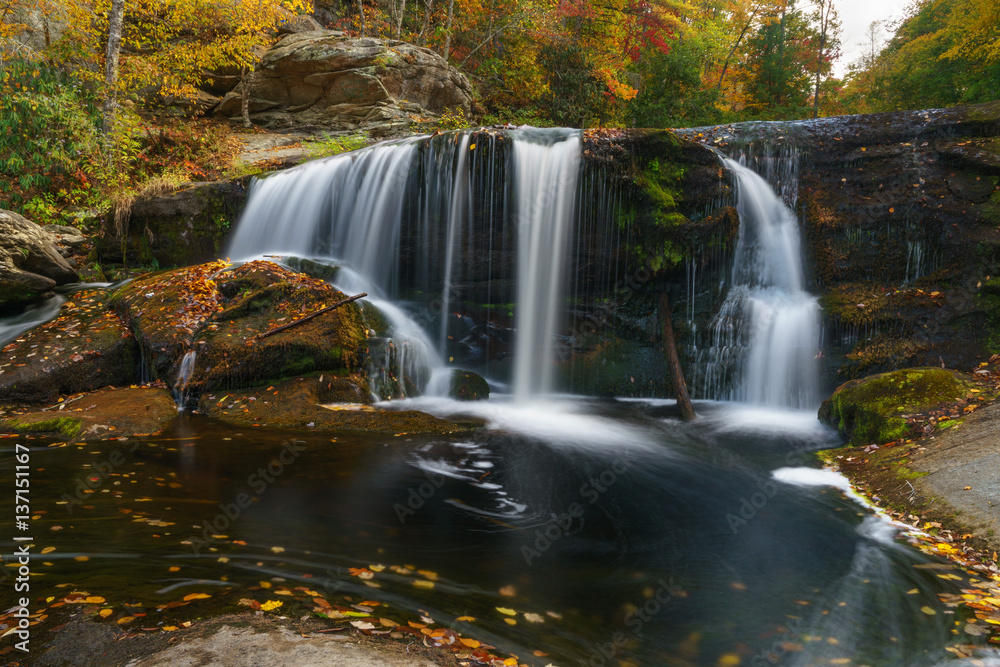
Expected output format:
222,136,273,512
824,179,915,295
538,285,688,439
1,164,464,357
1,386,177,441
30,614,448,667
199,376,473,435
128,623,442,667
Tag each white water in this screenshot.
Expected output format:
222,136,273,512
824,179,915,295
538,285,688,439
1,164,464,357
173,350,197,406
510,129,581,401
698,156,820,408
227,138,422,288
226,129,584,401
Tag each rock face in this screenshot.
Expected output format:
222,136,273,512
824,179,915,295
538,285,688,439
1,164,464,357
0,288,138,404
111,260,368,396
95,181,247,268
0,210,79,312
818,367,974,447
681,101,1000,386
215,31,474,133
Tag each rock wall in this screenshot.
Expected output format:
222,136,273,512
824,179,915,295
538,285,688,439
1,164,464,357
682,101,1000,387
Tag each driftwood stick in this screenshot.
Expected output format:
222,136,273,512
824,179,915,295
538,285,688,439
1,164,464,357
256,292,367,340
658,292,696,420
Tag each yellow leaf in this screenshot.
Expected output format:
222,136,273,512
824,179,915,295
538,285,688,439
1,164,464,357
496,607,516,616
718,654,741,666
183,593,211,601
85,596,105,604
99,609,113,618
413,580,435,590
41,547,56,554
456,615,476,622
459,638,481,648
117,616,134,625
503,617,517,625
921,606,937,615
260,600,283,612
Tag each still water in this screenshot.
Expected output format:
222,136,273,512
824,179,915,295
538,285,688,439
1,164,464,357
3,398,995,666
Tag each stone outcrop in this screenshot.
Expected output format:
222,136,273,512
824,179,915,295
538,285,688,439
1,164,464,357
0,287,138,404
214,30,474,133
95,180,248,268
681,101,1000,385
0,210,79,312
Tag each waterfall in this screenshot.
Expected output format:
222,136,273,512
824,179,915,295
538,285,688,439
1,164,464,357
510,129,581,401
226,129,585,400
696,153,820,408
173,350,197,407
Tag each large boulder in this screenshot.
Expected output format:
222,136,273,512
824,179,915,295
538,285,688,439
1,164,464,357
0,210,79,312
0,288,139,405
215,31,474,133
818,367,975,447
112,260,368,395
95,181,248,268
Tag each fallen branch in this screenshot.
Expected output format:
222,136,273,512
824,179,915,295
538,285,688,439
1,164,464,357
658,292,696,420
256,292,367,340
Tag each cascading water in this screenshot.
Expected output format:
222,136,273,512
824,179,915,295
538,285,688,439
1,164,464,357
227,129,587,401
695,150,820,408
510,129,581,400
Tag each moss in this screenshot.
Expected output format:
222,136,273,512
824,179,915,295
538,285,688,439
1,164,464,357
818,367,974,447
449,370,490,401
977,277,1000,353
9,416,83,438
980,189,1000,226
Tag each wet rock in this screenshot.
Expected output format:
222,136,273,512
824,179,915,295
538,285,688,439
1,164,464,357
0,386,177,442
214,30,473,132
0,289,138,405
199,376,472,435
113,260,367,393
0,209,79,312
818,367,975,447
94,181,248,268
448,369,490,401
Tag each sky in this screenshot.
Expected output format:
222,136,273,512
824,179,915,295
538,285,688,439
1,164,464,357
832,0,911,77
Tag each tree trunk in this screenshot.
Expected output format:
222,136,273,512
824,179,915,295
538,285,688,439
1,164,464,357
102,0,125,136
240,66,254,128
357,0,367,36
419,0,433,46
658,292,695,420
441,0,454,59
395,0,406,39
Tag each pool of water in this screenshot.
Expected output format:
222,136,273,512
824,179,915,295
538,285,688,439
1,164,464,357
2,398,996,666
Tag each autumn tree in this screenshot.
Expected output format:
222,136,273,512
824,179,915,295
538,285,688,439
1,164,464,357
806,0,840,118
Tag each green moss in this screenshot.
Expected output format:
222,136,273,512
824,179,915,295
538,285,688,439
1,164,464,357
977,277,1000,353
818,367,974,447
10,416,83,438
980,189,1000,226
449,370,490,401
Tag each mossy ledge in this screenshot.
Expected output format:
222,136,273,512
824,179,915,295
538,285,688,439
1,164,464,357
5,416,84,439
818,367,975,447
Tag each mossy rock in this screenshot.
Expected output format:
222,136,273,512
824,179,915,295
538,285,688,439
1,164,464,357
114,260,367,394
0,288,139,405
199,376,471,435
1,387,177,441
818,367,975,447
448,369,490,401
